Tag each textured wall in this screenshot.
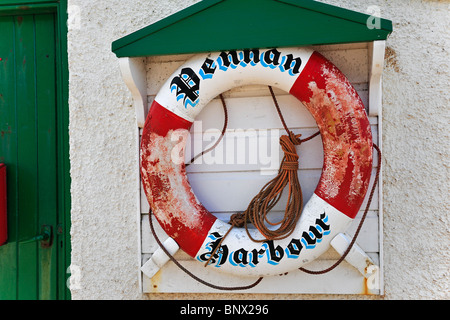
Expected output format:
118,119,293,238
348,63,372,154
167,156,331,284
68,0,449,299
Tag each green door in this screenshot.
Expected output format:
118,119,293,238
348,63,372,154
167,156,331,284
0,11,70,300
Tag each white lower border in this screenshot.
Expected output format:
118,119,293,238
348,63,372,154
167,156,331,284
194,194,353,277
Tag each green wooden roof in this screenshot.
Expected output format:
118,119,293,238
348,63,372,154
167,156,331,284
112,0,392,57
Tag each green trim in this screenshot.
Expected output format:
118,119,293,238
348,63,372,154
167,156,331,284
112,0,223,55
0,0,70,300
112,0,393,57
54,0,71,301
279,0,392,31
0,6,56,16
0,0,58,5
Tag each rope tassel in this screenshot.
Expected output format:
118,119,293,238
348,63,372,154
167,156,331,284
242,131,304,242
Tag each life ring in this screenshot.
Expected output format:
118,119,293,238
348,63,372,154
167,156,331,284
141,47,373,277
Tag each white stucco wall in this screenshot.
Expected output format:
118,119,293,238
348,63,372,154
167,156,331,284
68,0,449,300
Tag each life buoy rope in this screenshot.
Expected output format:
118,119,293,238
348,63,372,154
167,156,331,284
200,88,323,268
141,47,373,277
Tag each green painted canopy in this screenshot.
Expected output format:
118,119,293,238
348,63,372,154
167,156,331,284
112,0,392,57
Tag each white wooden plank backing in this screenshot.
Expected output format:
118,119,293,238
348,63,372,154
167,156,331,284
184,126,378,171
182,94,376,134
142,259,379,295
140,167,379,214
140,43,383,294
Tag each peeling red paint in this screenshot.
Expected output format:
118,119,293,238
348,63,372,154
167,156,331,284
140,102,216,257
290,52,372,218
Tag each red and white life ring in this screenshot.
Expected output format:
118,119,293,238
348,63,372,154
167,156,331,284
141,47,373,277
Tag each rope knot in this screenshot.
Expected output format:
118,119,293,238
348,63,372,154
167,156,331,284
281,160,299,171
288,131,302,145
229,212,247,228
279,131,301,171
